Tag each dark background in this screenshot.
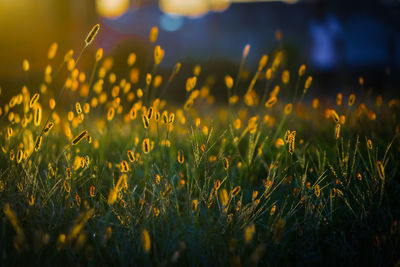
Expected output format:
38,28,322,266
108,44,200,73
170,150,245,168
1,0,399,101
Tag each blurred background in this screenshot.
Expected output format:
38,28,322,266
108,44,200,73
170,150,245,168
1,0,400,100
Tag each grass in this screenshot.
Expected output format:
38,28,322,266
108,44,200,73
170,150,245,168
0,25,400,266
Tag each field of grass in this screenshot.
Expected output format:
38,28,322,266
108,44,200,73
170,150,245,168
1,25,400,266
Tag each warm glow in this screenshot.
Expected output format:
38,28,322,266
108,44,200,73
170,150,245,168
96,0,130,18
159,0,230,18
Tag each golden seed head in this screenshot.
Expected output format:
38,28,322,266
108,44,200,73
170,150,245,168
149,26,158,43
258,54,268,70
219,189,229,206
223,157,229,170
367,139,373,150
298,64,306,76
22,59,30,72
177,149,184,164
96,48,103,61
244,223,256,244
231,186,241,196
142,138,150,154
173,62,181,74
72,130,88,145
282,70,290,84
242,44,250,58
154,45,165,65
30,93,40,108
335,124,341,140
85,24,100,46
284,103,293,115
64,49,74,62
348,94,356,106
127,53,136,66
304,76,312,91
141,229,151,253
225,75,233,89
48,42,58,60
377,161,385,180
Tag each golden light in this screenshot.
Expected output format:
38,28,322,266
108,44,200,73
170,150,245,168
96,0,130,18
159,0,298,18
159,0,230,18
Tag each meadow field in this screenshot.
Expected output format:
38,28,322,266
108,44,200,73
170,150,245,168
0,24,399,266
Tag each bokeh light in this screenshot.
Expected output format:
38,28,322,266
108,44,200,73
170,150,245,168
159,0,230,18
96,0,130,18
160,14,184,32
